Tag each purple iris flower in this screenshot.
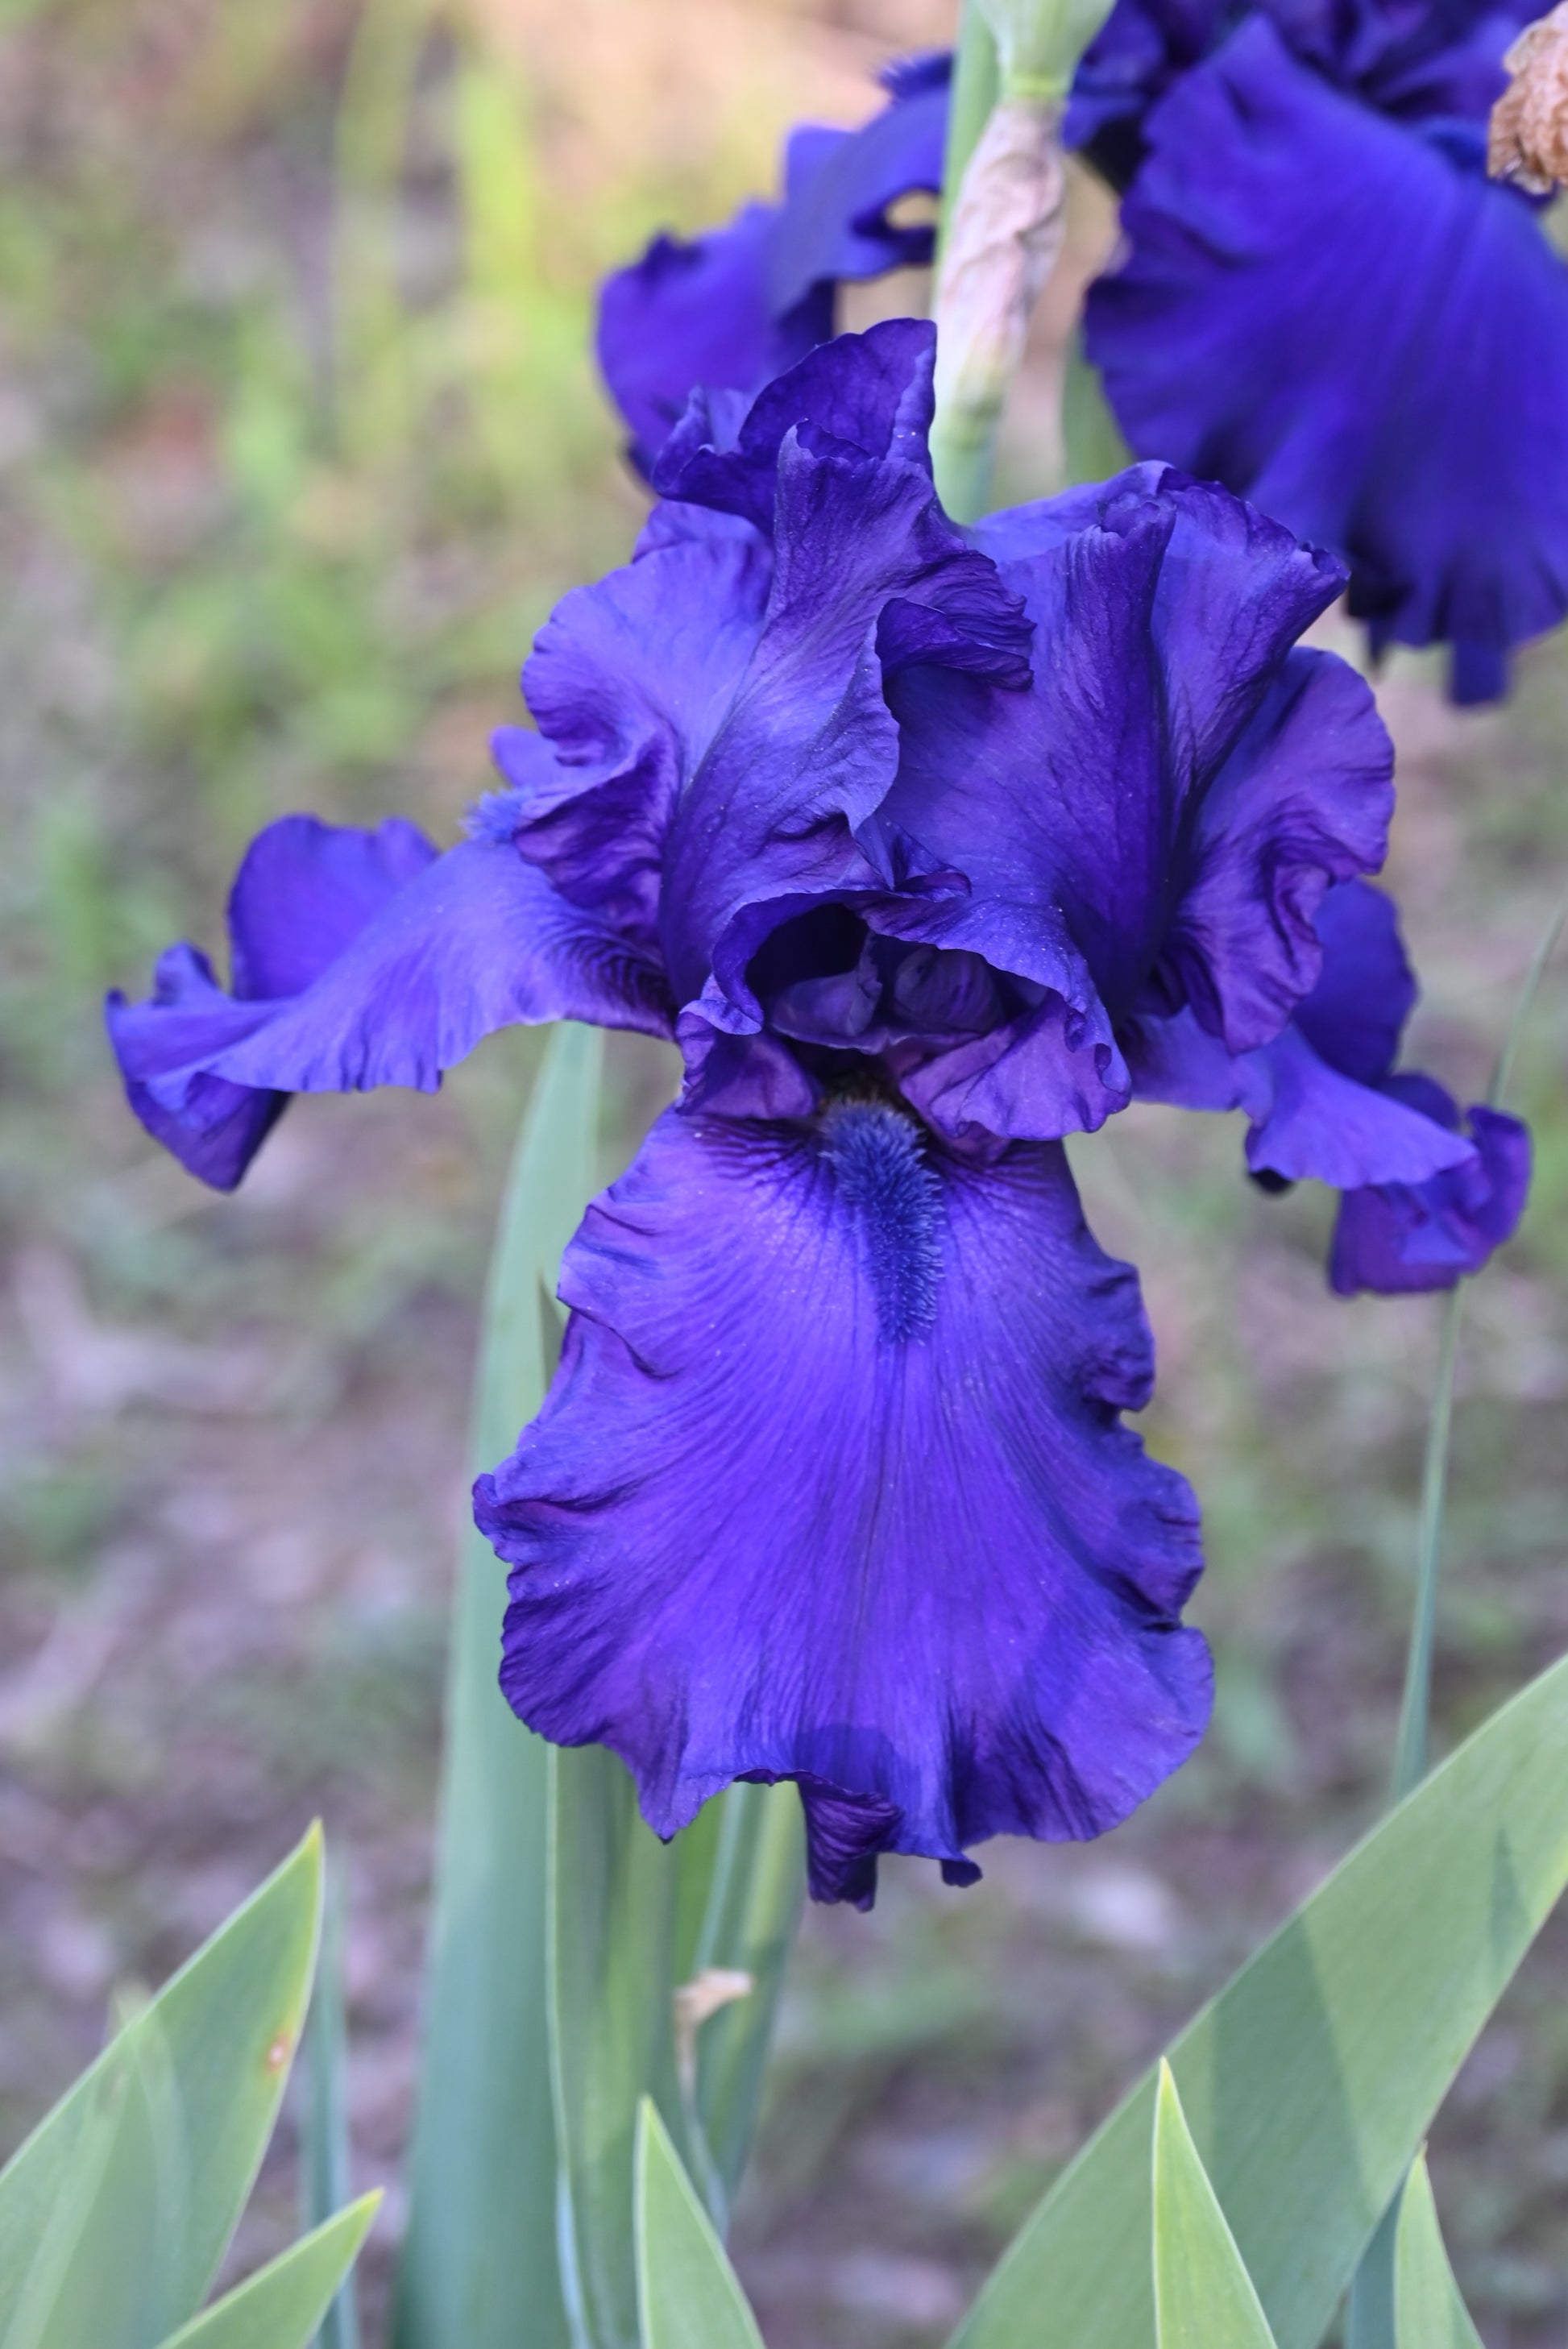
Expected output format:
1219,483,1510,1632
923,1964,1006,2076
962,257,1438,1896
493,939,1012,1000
1069,0,1568,702
596,54,949,475
106,324,1524,1902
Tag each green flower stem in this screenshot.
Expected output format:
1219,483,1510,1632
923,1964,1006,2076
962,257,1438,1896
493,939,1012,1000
938,2,1001,247
1390,878,1566,1806
1389,1285,1465,1803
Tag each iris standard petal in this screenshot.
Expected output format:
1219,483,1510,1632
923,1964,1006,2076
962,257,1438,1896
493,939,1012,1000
887,465,1389,1065
493,528,774,948
656,357,1031,1003
1164,646,1393,1052
479,1100,1209,1906
1330,1098,1533,1293
596,204,832,479
107,824,672,1189
1084,16,1568,697
653,315,943,531
497,326,1029,1020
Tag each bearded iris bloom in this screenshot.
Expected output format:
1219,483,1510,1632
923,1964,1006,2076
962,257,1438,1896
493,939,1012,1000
596,55,949,475
1071,0,1568,702
107,325,1527,1902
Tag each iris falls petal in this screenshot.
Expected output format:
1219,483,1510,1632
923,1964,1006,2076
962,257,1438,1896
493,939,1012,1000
479,1102,1210,1906
107,820,673,1189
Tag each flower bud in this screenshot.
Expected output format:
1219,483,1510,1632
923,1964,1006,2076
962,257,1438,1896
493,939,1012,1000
1489,2,1568,194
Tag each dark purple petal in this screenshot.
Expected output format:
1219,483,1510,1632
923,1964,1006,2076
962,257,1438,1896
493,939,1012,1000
1124,1005,1475,1184
496,329,1031,1043
1068,0,1219,178
107,826,672,1189
674,1019,823,1121
1067,0,1535,180
596,63,950,473
653,317,941,531
885,466,1388,1085
657,404,1030,1004
769,60,949,313
1330,1102,1532,1293
228,815,438,998
1161,646,1392,1052
1113,471,1348,786
479,1102,1209,1905
884,482,1178,1027
1291,878,1416,1085
595,205,831,478
1084,17,1568,698
109,946,288,1191
107,813,438,1189
496,530,774,949
894,999,1130,1149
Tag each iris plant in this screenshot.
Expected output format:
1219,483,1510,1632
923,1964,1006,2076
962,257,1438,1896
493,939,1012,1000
108,325,1527,1902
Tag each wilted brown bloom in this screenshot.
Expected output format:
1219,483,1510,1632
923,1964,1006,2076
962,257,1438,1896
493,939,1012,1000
1489,2,1568,193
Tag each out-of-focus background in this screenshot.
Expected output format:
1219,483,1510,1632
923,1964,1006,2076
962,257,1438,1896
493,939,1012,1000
2,1,1567,2340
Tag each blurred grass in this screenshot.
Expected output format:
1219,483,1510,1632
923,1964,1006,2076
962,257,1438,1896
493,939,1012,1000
2,2,1568,2346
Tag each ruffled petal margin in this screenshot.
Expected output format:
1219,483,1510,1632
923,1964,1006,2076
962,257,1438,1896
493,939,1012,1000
1084,16,1568,699
106,817,673,1189
479,1099,1209,1907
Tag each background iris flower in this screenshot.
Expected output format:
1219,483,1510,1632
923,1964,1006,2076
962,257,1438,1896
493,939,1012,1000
598,3,1568,706
1073,0,1568,702
106,323,1526,1902
595,53,950,476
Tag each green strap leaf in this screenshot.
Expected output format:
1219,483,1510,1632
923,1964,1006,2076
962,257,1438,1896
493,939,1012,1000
0,2007,191,2349
0,1828,321,2345
393,1023,603,2349
1393,2156,1483,2349
301,1877,358,2349
550,1746,690,2349
1061,331,1132,489
952,1647,1568,2349
687,1782,805,2218
1152,2065,1276,2349
548,1693,804,2346
634,2102,765,2349
154,2199,380,2349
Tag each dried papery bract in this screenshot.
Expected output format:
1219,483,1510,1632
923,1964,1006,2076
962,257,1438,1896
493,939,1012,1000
930,93,1066,517
1489,2,1568,193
